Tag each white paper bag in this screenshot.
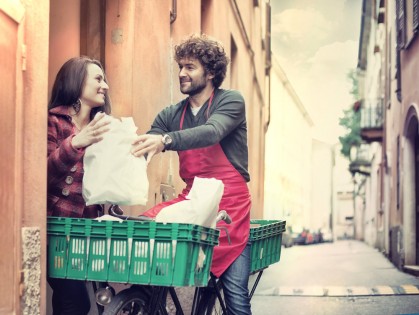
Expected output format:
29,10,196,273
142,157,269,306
155,177,224,228
82,116,149,206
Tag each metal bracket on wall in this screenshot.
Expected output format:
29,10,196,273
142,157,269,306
160,183,176,202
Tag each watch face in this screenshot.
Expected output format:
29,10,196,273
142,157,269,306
163,134,172,145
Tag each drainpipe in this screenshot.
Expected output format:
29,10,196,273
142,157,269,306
170,0,177,24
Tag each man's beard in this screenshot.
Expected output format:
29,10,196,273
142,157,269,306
180,75,208,96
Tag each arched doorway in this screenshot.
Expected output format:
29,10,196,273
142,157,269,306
403,105,419,266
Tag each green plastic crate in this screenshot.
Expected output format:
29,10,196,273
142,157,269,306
128,221,219,286
249,220,286,273
47,217,219,287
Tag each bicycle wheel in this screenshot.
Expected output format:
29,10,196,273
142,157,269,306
196,281,226,315
207,287,225,315
102,286,163,315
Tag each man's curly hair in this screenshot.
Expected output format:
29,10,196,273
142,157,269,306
174,34,230,89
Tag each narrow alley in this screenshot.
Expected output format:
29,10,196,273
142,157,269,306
251,241,419,315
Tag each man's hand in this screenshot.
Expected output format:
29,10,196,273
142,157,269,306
131,134,165,163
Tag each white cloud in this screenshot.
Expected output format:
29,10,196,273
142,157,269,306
307,40,358,74
278,40,358,144
272,8,334,44
270,0,362,144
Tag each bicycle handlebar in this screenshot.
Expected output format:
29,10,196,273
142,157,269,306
108,205,154,221
108,205,232,225
216,210,232,224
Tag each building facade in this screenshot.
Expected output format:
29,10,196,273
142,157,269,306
0,0,271,313
332,145,355,241
264,56,314,231
265,56,346,240
355,0,419,272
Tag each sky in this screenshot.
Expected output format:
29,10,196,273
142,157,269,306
271,0,363,144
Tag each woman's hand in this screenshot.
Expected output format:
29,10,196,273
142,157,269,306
71,112,111,149
131,134,165,163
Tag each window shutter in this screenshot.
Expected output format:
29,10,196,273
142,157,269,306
396,0,406,49
265,3,271,75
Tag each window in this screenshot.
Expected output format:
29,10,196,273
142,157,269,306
396,0,406,49
397,0,419,48
395,49,402,102
265,2,271,75
230,36,238,89
386,30,391,108
397,135,400,209
201,0,212,33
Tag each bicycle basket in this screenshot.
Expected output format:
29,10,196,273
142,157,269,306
47,216,219,287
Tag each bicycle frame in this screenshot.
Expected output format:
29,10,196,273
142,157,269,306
93,268,265,315
89,206,222,314
88,206,266,315
47,208,285,315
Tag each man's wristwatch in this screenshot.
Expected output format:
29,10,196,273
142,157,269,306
161,134,172,149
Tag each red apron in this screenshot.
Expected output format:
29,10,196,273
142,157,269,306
143,94,251,277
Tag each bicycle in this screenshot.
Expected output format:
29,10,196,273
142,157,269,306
47,206,286,315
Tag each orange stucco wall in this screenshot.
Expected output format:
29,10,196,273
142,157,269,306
48,0,80,97
22,0,50,312
0,0,50,313
1,0,270,312
100,0,269,217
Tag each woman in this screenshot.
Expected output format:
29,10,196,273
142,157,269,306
47,56,111,315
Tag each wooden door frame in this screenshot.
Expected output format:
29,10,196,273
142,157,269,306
80,0,106,65
0,1,25,314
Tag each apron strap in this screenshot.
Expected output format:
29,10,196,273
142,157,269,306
180,90,215,130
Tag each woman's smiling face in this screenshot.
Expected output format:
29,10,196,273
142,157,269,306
80,63,109,108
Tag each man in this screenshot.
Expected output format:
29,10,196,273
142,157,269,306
132,34,252,314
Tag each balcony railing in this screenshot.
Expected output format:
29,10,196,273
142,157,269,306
349,144,371,176
360,98,384,142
